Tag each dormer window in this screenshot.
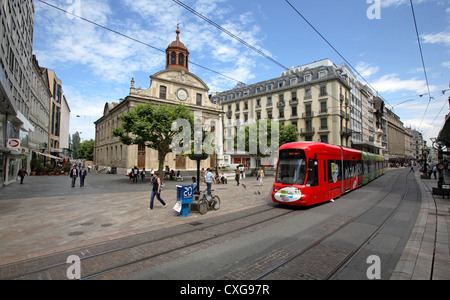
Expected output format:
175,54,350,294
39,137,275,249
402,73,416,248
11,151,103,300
304,73,312,82
319,69,328,79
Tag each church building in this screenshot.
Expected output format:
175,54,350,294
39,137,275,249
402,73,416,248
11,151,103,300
94,27,222,174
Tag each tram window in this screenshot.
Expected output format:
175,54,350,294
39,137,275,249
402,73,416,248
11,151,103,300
306,159,318,187
323,162,327,182
276,157,307,185
328,160,342,183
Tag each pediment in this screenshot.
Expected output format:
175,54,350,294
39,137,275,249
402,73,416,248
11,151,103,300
152,69,209,91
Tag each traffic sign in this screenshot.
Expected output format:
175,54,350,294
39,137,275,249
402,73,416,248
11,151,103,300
8,139,20,149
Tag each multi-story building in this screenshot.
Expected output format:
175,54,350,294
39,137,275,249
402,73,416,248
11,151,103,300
373,96,388,156
0,0,35,186
43,68,70,158
404,126,414,161
386,108,407,163
29,55,51,160
411,128,423,161
211,59,353,167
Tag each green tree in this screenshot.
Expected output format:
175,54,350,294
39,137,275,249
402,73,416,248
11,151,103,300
71,131,81,159
234,119,298,156
113,103,194,176
78,139,95,161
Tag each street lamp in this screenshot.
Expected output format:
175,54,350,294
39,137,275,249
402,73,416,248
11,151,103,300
420,141,430,179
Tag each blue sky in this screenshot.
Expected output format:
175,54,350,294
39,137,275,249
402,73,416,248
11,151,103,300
33,0,450,145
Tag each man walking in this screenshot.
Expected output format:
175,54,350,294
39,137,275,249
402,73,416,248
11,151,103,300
80,166,87,187
205,168,214,196
70,165,78,187
17,167,28,184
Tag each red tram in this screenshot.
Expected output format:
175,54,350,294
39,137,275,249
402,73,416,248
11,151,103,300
272,142,383,206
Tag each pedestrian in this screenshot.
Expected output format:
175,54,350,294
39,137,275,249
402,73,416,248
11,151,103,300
409,162,414,173
133,166,139,183
17,167,28,184
205,168,214,196
235,166,240,186
80,166,87,187
129,168,134,184
141,168,146,183
220,172,227,184
432,165,437,179
257,167,265,185
69,165,78,187
149,171,167,210
192,176,198,193
201,168,205,183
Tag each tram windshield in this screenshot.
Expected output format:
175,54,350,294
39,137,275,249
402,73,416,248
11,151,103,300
276,149,307,185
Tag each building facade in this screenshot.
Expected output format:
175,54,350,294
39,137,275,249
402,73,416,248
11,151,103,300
0,0,35,186
211,59,354,167
43,68,70,158
29,55,51,161
94,27,222,174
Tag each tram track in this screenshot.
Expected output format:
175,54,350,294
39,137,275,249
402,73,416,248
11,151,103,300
250,169,416,280
0,204,297,280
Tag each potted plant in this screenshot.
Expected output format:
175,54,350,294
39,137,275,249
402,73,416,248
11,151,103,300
30,158,40,176
63,162,72,175
45,163,54,175
35,162,44,175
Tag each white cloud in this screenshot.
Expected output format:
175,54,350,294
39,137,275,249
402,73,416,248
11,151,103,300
380,0,427,8
356,62,380,78
422,32,450,46
371,73,436,94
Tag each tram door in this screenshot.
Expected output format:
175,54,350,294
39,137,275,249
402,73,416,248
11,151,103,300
306,158,327,203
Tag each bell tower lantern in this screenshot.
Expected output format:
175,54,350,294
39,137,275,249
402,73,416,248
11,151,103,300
166,25,189,72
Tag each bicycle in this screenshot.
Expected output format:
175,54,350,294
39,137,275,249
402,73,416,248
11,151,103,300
197,189,220,215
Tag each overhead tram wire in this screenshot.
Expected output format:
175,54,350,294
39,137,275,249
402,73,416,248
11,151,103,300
37,0,243,85
172,0,290,71
285,0,393,109
410,0,433,130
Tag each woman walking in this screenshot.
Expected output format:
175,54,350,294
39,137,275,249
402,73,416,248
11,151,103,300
257,167,265,185
149,171,167,210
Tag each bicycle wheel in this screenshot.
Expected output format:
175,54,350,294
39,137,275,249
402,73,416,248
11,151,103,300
211,195,220,210
198,196,208,215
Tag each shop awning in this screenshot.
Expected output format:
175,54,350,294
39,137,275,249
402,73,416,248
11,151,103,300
35,151,63,161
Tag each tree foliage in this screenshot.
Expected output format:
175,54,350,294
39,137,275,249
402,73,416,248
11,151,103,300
113,103,194,176
234,119,298,156
71,131,81,159
78,139,95,161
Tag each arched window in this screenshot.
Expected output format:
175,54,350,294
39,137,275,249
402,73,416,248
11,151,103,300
178,53,184,66
171,52,177,65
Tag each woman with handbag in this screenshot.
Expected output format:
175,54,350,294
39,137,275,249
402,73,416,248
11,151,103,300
149,172,167,210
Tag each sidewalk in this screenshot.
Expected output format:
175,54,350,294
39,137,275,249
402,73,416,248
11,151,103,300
0,173,272,266
391,168,450,280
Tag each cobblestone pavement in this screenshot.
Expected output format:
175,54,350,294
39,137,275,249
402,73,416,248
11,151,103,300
0,172,272,266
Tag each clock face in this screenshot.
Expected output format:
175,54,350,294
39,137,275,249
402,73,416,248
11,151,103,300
177,89,188,101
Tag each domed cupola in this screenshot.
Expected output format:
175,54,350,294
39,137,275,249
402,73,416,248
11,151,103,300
166,25,189,71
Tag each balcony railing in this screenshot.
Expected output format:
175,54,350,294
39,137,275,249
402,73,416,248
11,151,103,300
300,128,315,136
